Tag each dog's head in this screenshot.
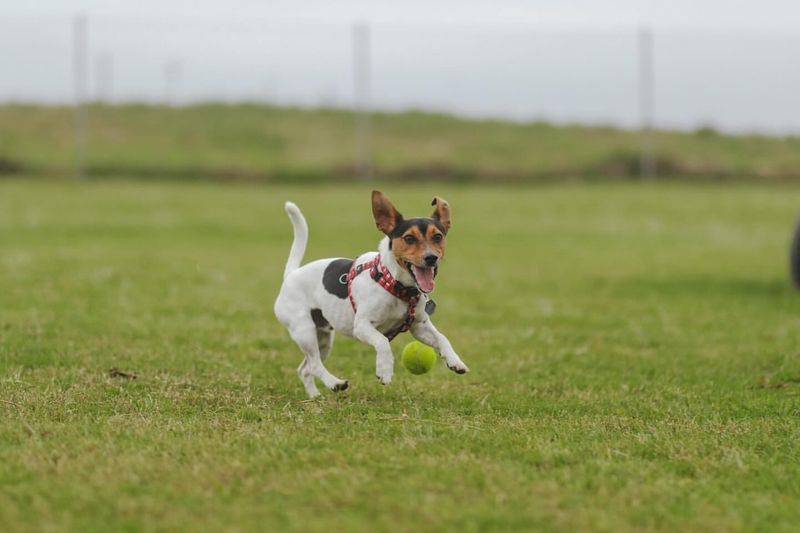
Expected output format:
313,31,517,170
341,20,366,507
371,190,451,294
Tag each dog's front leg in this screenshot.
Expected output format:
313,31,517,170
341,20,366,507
353,317,395,385
410,318,470,374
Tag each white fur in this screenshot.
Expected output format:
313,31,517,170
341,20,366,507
282,202,308,279
273,201,469,398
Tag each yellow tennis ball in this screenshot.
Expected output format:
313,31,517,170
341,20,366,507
401,341,437,375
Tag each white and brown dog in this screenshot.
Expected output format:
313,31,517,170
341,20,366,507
274,191,470,398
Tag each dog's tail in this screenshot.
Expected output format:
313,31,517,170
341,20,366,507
283,201,308,279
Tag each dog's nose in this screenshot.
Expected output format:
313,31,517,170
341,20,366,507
423,254,438,267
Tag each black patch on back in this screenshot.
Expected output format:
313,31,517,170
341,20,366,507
322,258,353,299
310,308,330,328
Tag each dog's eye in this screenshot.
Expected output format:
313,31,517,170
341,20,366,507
432,233,443,243
403,235,418,245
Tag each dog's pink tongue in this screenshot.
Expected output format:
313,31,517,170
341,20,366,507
413,266,435,293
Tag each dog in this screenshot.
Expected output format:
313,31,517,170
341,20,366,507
274,190,470,398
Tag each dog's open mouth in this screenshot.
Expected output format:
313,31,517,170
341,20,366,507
406,262,435,293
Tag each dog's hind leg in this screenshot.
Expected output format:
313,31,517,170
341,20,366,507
297,358,320,398
289,321,348,395
317,328,335,361
296,328,335,398
295,327,334,399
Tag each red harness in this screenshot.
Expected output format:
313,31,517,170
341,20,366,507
347,255,421,341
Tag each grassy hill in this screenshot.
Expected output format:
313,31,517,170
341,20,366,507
1,103,800,181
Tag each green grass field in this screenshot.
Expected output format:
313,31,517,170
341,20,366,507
3,104,800,181
1,178,800,531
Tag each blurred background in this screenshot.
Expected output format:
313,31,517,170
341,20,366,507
2,0,800,182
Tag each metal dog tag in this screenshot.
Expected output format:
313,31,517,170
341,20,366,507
425,298,437,316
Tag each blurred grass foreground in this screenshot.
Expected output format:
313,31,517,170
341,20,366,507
2,103,800,182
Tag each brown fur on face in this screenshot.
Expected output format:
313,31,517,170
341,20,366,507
391,220,447,269
371,190,450,269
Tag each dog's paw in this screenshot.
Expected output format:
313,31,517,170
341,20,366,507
376,357,394,386
446,361,470,375
331,380,349,392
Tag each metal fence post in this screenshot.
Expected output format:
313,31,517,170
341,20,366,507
94,51,114,103
164,60,183,106
638,26,656,179
352,22,372,180
73,13,88,178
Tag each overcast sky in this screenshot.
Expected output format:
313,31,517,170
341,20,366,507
2,1,800,133
5,0,800,30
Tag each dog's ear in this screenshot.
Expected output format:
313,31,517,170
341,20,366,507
431,196,451,233
372,190,403,235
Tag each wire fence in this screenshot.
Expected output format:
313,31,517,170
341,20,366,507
1,14,799,179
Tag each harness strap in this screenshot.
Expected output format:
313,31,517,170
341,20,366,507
347,255,421,341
